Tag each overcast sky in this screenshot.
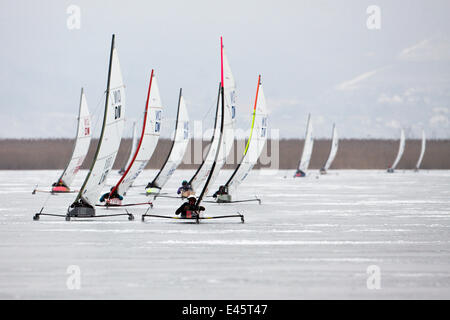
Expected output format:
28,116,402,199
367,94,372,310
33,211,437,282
1,0,449,139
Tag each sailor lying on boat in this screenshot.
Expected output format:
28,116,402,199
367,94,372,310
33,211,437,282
52,180,65,187
99,187,124,203
175,195,205,218
212,185,232,202
177,180,194,197
51,179,70,192
294,169,306,177
212,185,228,198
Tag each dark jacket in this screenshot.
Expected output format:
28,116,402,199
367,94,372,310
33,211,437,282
175,202,205,217
294,169,306,177
52,180,66,187
177,185,193,195
99,191,123,202
213,186,228,198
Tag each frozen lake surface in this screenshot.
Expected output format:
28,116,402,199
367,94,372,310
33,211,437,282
0,169,449,299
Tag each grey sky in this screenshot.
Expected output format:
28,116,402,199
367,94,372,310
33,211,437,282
1,0,449,139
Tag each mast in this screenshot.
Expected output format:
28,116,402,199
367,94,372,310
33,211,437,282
74,34,115,204
110,69,154,197
225,75,261,186
220,36,224,87
151,88,183,185
196,37,225,206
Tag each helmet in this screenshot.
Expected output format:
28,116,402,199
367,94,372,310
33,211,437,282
187,195,196,201
182,180,188,186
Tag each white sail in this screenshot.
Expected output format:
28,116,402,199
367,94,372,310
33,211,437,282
149,89,190,191
196,87,225,204
57,88,91,188
190,98,222,192
391,128,405,169
227,76,268,192
120,121,138,172
415,129,426,170
221,47,237,165
206,48,237,191
190,42,236,192
323,124,338,171
115,70,163,196
74,35,126,207
297,114,314,172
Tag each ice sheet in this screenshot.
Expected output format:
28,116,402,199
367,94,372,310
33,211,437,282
0,169,449,299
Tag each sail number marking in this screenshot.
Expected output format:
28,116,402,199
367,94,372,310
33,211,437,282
261,117,268,138
84,118,90,136
114,105,121,119
155,110,162,133
98,156,113,185
124,162,146,184
111,89,122,120
230,91,236,120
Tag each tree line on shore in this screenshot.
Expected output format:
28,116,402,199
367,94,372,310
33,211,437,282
0,138,449,170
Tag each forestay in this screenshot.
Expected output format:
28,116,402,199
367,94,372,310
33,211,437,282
297,114,314,172
323,124,338,171
57,88,91,188
73,35,126,207
415,129,426,170
226,75,268,192
391,129,405,170
148,89,189,191
114,70,163,196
